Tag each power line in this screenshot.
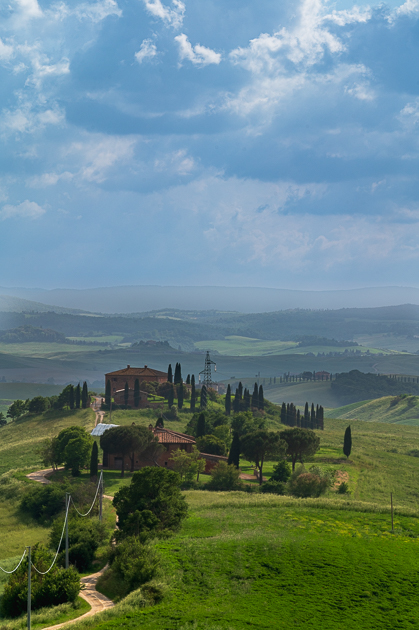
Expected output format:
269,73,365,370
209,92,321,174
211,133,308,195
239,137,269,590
0,549,27,574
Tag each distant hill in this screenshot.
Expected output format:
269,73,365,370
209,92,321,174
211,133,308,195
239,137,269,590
1,284,419,314
0,325,66,344
0,294,87,315
327,395,419,426
331,370,419,404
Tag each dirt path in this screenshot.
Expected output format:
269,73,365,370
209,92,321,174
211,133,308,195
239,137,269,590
28,457,115,629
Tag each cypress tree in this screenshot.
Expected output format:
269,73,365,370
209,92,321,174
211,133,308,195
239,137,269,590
168,385,174,408
238,381,243,399
69,385,74,410
155,417,164,428
186,374,191,385
244,388,251,410
228,431,240,468
190,375,196,412
225,384,231,415
134,379,140,407
251,383,259,408
81,381,88,409
90,441,98,481
124,382,129,407
311,403,316,429
258,384,264,410
343,425,352,458
233,388,240,413
200,385,208,410
286,403,290,426
196,412,206,437
281,402,287,425
174,363,182,385
177,383,184,410
104,379,111,407
296,409,301,427
318,406,324,430
75,383,81,409
304,402,310,429
168,364,173,383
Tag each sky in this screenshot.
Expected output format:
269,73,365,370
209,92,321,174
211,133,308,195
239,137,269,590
1,0,419,291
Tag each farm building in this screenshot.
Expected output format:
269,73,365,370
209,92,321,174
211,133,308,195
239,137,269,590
101,424,227,473
105,365,168,395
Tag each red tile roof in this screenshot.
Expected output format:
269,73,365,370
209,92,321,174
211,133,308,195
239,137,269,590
152,427,196,444
105,365,167,378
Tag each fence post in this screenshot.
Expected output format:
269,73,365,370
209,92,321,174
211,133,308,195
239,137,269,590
27,546,31,630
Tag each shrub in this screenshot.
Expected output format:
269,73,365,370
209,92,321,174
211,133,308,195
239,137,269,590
259,480,286,495
206,462,243,491
109,537,159,594
50,517,106,571
1,545,80,618
337,481,350,495
196,434,226,456
271,460,291,483
407,449,419,457
20,482,70,522
288,471,329,498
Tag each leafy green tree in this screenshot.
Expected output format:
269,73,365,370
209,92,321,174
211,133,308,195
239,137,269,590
343,425,352,458
170,446,205,481
240,430,286,485
81,381,89,409
279,428,321,471
200,385,208,410
90,441,99,480
108,536,160,596
75,383,81,409
206,462,242,491
177,383,184,410
134,379,140,407
227,431,240,468
100,425,160,477
56,385,73,410
271,460,291,482
56,426,92,476
28,396,49,414
51,517,105,572
230,411,265,437
7,399,27,421
196,412,206,438
37,437,60,470
167,364,173,383
225,384,231,416
0,412,6,427
196,434,226,456
113,467,187,538
69,385,74,410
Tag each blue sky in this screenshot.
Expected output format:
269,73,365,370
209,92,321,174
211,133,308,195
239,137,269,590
1,0,419,291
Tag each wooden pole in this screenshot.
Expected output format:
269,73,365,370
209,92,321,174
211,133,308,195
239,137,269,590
391,492,394,533
27,547,31,630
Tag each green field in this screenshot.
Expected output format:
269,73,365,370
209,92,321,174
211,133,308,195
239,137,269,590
194,336,391,357
328,395,419,426
0,342,102,357
0,408,95,475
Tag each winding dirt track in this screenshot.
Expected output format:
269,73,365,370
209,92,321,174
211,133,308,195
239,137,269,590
27,399,115,628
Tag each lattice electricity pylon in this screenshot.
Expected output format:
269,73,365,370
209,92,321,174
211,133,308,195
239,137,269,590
199,351,216,388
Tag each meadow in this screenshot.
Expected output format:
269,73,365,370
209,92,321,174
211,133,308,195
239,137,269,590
326,395,419,426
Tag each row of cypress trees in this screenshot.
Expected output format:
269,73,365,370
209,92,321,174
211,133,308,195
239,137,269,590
68,382,89,409
280,402,324,430
167,363,183,385
224,382,264,415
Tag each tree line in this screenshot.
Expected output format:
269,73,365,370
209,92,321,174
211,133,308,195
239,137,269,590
4,382,90,422
280,402,324,430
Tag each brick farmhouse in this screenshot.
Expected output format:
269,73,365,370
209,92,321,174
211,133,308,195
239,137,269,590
105,365,168,408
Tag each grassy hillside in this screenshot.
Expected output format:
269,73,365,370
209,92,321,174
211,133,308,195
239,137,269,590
0,408,95,475
328,395,419,426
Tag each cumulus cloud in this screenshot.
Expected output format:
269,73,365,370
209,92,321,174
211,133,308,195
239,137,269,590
15,0,43,19
73,0,122,22
0,39,14,61
141,0,185,29
135,39,158,64
67,135,137,183
0,200,45,220
175,34,222,66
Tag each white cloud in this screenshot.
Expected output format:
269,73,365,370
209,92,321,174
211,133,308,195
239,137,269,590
28,56,70,89
175,34,222,66
68,135,137,183
0,200,45,220
395,0,419,16
73,0,122,22
15,0,43,19
141,0,185,29
0,38,14,61
0,103,65,134
135,39,158,64
28,171,74,188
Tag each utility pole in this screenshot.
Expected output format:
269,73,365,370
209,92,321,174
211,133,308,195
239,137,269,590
27,547,31,630
199,351,216,389
65,493,69,569
99,472,103,523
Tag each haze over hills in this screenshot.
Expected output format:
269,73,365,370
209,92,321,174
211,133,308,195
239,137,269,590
1,285,419,314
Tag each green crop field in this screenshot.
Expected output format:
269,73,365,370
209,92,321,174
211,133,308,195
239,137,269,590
327,395,419,426
0,342,100,358
0,408,95,475
194,336,391,357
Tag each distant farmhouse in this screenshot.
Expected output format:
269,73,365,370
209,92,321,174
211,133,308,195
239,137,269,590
105,364,167,408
